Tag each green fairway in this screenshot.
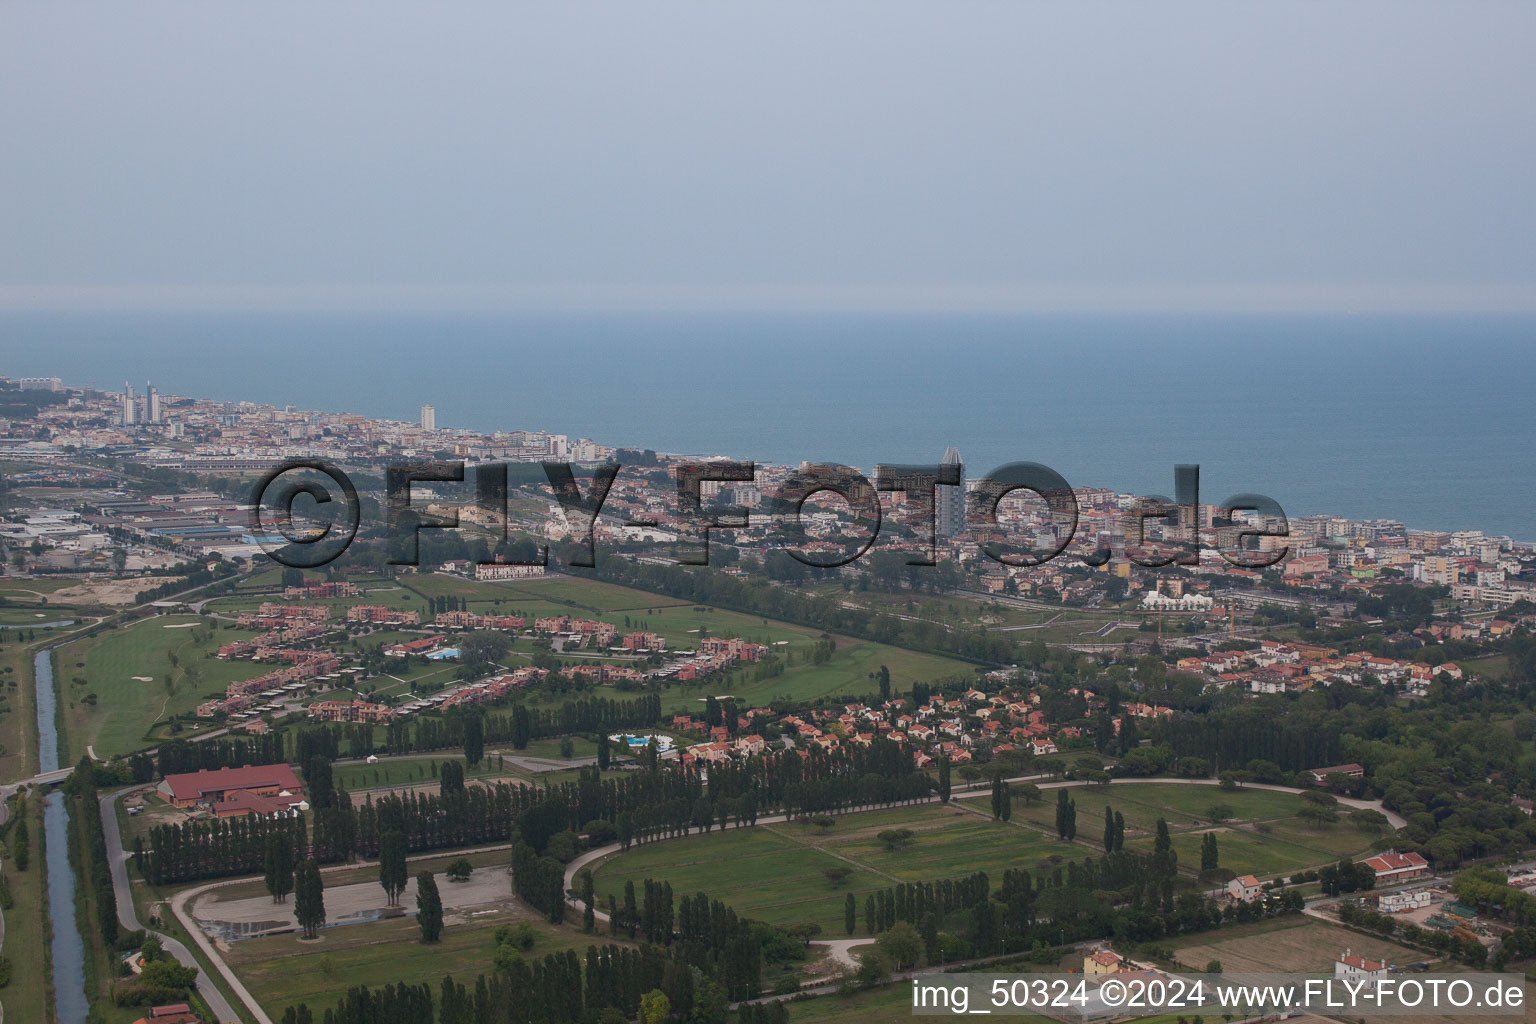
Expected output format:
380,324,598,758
57,614,271,758
591,803,1082,935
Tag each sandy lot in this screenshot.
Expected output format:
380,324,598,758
53,577,167,606
192,865,511,939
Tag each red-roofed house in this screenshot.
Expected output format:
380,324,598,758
1360,850,1430,884
158,764,304,814
1334,950,1387,978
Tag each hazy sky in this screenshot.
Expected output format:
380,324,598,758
2,2,1534,312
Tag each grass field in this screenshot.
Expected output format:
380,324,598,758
591,804,1083,935
0,642,38,783
332,755,542,793
0,607,82,627
1167,918,1421,973
224,869,627,1019
57,613,272,759
1124,825,1365,878
403,573,694,617
1,793,50,1024
993,783,1310,837
959,782,1380,879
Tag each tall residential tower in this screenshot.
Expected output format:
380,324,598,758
937,445,965,538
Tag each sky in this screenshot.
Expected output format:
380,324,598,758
1,2,1534,313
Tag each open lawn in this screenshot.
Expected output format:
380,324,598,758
592,804,1082,935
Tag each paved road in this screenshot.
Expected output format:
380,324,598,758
100,787,247,1024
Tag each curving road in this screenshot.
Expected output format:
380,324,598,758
100,787,247,1024
93,771,1402,1024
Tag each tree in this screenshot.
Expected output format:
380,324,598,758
1055,790,1076,839
294,858,325,939
1200,831,1220,874
11,798,28,871
445,858,473,882
639,989,671,1024
462,711,485,766
823,866,854,888
1153,818,1176,877
876,921,924,970
596,731,611,771
876,828,914,851
845,892,857,935
855,950,892,988
264,831,295,903
440,760,465,797
1103,806,1115,852
938,756,952,804
580,869,596,932
416,871,443,943
379,830,408,906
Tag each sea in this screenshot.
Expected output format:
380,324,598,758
3,310,1534,540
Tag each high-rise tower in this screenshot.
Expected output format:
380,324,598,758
420,404,436,431
937,445,965,538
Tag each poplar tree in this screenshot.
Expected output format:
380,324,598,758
294,858,325,939
416,870,444,943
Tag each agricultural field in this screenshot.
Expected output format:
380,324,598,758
590,803,1083,935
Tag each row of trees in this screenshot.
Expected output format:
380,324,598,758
283,940,773,1024
70,758,119,945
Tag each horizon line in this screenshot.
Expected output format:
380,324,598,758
3,282,1536,315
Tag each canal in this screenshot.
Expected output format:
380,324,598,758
35,647,89,1023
